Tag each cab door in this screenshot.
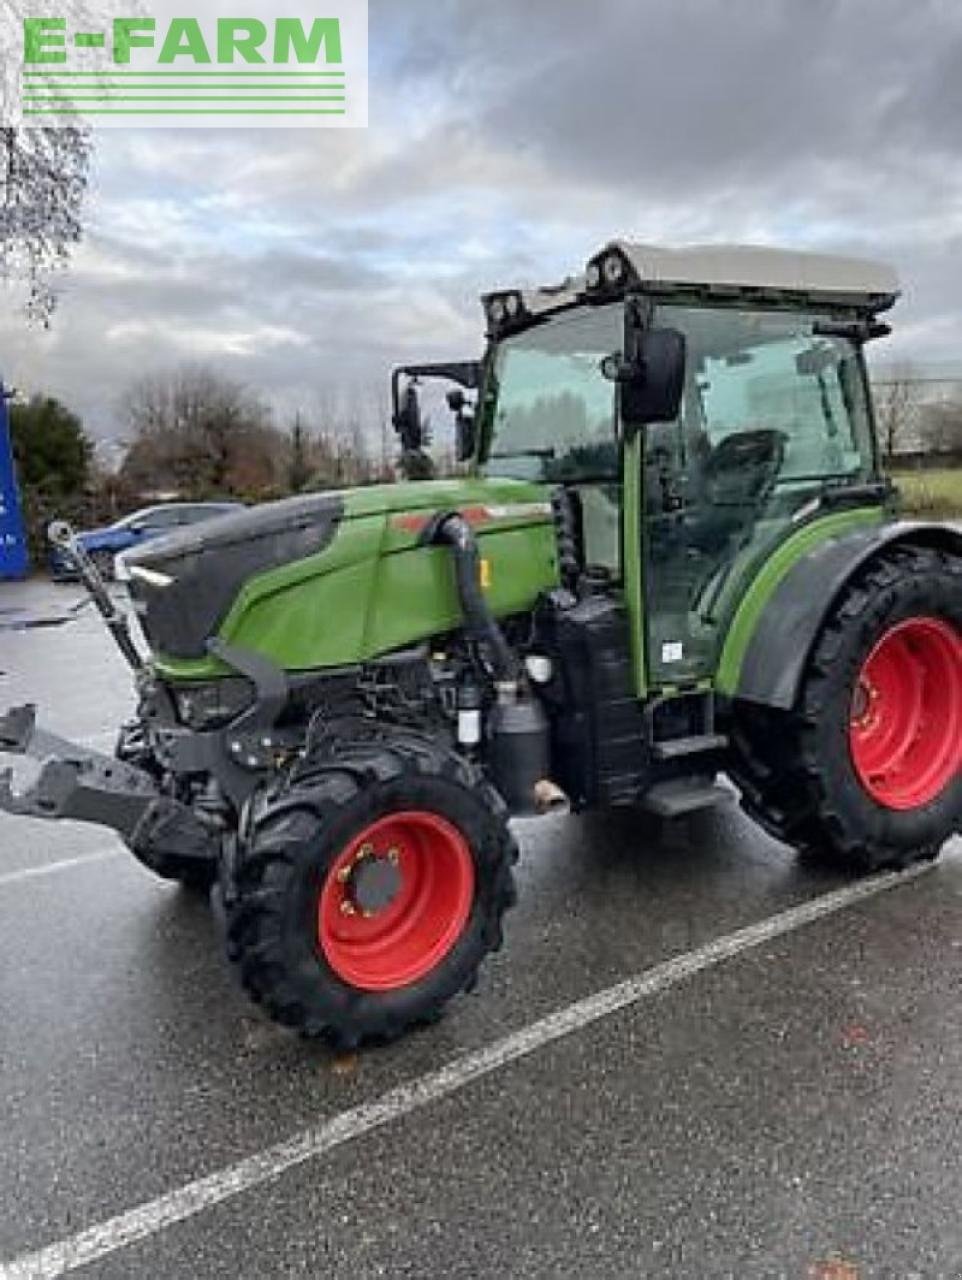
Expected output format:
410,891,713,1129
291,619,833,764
635,305,875,690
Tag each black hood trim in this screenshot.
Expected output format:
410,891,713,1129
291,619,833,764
126,492,346,661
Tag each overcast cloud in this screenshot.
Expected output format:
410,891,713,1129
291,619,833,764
2,0,962,444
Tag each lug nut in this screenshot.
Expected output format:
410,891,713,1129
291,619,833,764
340,900,356,916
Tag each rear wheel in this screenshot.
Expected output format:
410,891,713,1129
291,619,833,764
732,545,962,871
225,729,518,1047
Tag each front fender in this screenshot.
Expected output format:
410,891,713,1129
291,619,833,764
732,520,962,710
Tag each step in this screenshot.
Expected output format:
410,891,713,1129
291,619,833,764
642,779,732,818
651,733,729,762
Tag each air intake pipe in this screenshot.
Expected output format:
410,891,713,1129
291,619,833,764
430,513,520,684
431,513,565,816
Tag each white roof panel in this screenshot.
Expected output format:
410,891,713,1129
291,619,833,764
606,241,900,304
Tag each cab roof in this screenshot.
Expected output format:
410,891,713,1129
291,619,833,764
482,241,900,335
598,241,900,309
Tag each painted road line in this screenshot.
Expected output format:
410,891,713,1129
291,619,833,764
0,848,121,889
0,862,933,1280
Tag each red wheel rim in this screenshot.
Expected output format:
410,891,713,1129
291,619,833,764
849,616,962,811
318,811,475,992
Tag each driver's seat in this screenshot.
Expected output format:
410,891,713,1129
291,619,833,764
686,428,787,554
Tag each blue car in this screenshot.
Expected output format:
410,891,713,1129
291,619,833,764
50,501,243,581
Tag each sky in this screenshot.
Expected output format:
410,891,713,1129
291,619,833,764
2,0,962,448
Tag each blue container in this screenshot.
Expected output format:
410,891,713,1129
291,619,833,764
0,385,29,579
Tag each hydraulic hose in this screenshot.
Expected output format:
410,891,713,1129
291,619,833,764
433,514,520,684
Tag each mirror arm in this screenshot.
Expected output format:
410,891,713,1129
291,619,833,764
813,319,891,344
391,360,482,438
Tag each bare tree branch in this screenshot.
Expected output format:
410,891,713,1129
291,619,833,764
0,125,91,325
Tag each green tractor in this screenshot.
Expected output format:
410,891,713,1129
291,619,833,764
2,242,960,1047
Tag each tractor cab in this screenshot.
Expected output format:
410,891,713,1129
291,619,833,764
474,243,899,691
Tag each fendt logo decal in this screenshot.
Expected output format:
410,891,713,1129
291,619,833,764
4,0,368,128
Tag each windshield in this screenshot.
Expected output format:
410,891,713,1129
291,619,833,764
481,304,621,484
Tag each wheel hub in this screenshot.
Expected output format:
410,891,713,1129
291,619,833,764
849,615,962,811
318,811,476,992
339,843,403,918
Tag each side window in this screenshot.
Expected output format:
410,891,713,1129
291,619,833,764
140,507,183,531
698,336,864,482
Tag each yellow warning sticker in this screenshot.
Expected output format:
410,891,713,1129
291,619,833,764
480,559,492,590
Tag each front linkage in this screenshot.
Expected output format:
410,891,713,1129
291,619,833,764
0,703,221,886
0,523,233,891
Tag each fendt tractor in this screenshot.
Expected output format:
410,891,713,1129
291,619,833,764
2,243,960,1047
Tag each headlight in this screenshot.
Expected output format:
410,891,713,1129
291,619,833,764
505,291,522,317
488,297,506,324
172,677,255,730
585,246,634,293
603,252,626,284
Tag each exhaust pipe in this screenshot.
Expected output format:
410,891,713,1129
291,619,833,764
533,778,570,816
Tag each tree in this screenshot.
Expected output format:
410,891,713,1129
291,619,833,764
0,127,91,325
120,365,284,500
874,364,917,461
919,397,962,458
287,413,312,493
10,395,90,492
9,394,93,560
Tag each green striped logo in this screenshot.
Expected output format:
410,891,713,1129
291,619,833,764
13,4,368,126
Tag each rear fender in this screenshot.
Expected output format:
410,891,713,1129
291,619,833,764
734,521,962,710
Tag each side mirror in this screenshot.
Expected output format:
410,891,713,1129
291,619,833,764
447,388,476,463
129,522,146,535
606,327,686,438
455,412,476,463
393,383,424,451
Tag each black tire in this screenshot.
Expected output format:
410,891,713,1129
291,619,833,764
731,544,962,872
131,847,218,892
224,729,518,1048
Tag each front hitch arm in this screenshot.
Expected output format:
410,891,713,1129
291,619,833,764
0,703,159,837
47,521,143,672
0,704,220,867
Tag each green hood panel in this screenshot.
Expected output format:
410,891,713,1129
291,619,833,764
152,478,558,681
342,476,550,519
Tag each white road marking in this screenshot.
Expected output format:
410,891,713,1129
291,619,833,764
0,861,932,1280
0,849,121,890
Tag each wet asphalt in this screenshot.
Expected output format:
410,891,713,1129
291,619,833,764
0,579,960,1280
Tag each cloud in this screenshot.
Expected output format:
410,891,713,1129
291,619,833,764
2,0,961,443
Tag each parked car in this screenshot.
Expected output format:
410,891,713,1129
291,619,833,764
50,502,243,581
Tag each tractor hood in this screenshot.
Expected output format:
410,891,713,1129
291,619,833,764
123,478,557,669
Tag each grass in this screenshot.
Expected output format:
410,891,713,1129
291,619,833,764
890,467,962,519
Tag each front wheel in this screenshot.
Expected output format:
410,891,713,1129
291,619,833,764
224,730,518,1047
732,545,962,871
